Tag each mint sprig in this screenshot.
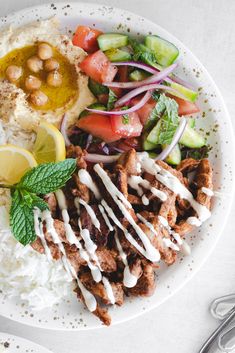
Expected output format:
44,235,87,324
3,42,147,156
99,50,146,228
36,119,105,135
9,158,76,246
19,159,77,194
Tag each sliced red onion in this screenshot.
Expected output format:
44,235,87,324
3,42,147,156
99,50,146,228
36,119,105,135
155,117,187,161
111,61,158,74
115,83,185,108
86,91,152,116
111,146,125,153
85,134,93,150
85,153,120,163
101,142,110,155
170,75,195,90
112,61,195,90
104,63,177,89
60,114,71,146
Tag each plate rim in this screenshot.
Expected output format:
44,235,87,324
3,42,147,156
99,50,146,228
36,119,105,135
0,1,234,331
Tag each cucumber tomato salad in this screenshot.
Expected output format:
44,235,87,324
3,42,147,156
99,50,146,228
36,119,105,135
69,26,207,165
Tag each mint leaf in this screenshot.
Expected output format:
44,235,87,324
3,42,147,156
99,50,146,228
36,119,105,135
144,93,170,130
10,189,36,246
31,194,49,211
157,96,179,144
130,39,157,66
107,89,117,110
19,159,76,194
145,94,179,144
122,114,129,124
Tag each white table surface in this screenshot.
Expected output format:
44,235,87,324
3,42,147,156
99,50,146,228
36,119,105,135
0,0,235,352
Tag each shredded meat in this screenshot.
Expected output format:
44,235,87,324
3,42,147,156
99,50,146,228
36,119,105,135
32,148,213,326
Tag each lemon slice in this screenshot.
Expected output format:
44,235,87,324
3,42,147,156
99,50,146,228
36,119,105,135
33,122,66,164
0,144,37,185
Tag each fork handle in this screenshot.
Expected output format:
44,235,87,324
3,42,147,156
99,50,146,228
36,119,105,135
198,308,235,353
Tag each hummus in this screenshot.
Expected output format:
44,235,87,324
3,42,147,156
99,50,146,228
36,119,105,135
0,17,95,148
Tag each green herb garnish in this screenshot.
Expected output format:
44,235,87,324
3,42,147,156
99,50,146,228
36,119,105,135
146,93,180,145
8,159,76,246
122,114,130,124
107,88,117,110
130,39,157,66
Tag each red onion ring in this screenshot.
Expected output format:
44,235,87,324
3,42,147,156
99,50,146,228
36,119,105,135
114,83,185,108
85,134,93,150
111,61,196,90
86,91,152,116
111,61,158,74
104,63,177,89
155,117,187,161
60,114,71,147
84,153,120,163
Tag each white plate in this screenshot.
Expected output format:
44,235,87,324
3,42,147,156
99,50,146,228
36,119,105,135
0,332,52,352
0,2,234,330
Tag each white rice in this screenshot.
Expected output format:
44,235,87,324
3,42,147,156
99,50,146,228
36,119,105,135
0,206,73,311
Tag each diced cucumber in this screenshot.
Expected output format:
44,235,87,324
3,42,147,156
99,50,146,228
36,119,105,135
98,33,129,51
169,81,198,103
137,43,163,70
79,103,106,118
105,48,131,62
179,125,205,148
146,119,161,145
143,139,158,151
129,69,150,81
164,144,181,165
145,35,179,67
188,117,195,128
88,78,109,97
148,152,158,159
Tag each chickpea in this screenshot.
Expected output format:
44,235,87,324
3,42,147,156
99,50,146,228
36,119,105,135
25,75,42,91
47,70,62,87
44,58,60,72
27,56,43,73
5,65,23,82
29,90,48,106
37,43,53,60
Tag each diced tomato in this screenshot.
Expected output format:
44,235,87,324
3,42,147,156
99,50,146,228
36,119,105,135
131,96,156,125
80,50,118,84
110,112,143,138
171,96,200,116
77,113,121,143
117,66,129,82
72,26,103,53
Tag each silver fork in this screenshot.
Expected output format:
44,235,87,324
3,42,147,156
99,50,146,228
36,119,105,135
198,306,235,353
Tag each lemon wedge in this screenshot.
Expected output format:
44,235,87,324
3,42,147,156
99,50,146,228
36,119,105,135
33,122,66,164
0,144,37,185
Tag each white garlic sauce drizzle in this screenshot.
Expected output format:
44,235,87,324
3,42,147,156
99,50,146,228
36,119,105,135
34,208,97,312
102,277,115,304
137,213,179,251
55,191,106,303
201,187,214,197
114,231,138,288
142,195,149,205
94,164,160,262
98,204,114,231
158,216,191,256
78,198,100,230
187,216,202,227
78,169,101,199
101,199,157,262
33,208,52,261
139,154,211,223
128,175,167,202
